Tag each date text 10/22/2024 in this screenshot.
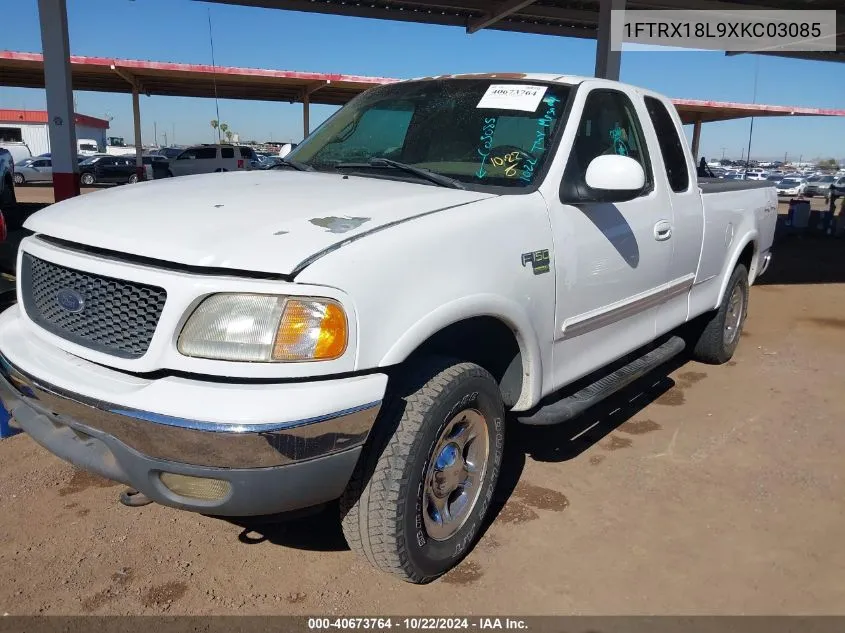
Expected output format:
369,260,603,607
308,618,529,630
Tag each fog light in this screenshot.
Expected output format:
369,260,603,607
159,473,231,501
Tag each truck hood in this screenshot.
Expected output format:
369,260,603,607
24,170,493,276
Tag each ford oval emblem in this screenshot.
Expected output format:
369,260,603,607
56,288,85,313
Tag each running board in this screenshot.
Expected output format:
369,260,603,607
517,336,686,426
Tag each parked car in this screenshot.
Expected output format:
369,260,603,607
803,175,835,197
1,74,778,583
765,174,783,184
1,142,32,165
826,176,845,201
77,138,101,156
13,156,53,185
142,154,171,179
169,144,257,177
0,147,17,228
154,147,185,160
744,172,768,181
78,155,146,185
775,178,804,197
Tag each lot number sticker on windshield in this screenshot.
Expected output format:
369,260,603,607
477,84,548,112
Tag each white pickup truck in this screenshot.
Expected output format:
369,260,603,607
0,74,776,583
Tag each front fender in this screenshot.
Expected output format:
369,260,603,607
379,294,544,411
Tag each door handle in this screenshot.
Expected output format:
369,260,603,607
654,220,673,241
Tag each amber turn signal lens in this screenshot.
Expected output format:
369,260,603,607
272,299,348,361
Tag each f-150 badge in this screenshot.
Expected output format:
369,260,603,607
522,249,550,275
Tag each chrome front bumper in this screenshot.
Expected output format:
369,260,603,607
0,353,380,469
0,353,385,515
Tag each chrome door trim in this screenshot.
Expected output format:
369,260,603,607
561,275,694,340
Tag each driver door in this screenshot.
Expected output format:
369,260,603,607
547,88,674,388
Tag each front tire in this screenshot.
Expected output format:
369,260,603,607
80,173,95,186
13,173,24,186
340,359,505,583
689,264,749,364
128,174,138,184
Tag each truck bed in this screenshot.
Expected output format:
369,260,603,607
698,178,776,194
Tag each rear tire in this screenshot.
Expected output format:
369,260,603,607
340,358,505,583
689,264,749,365
128,174,138,184
80,173,95,186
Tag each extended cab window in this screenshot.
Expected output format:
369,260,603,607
289,79,571,190
644,96,690,192
563,89,653,194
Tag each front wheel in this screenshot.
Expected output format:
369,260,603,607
689,264,749,364
13,173,24,186
127,174,138,184
80,173,95,186
340,359,505,583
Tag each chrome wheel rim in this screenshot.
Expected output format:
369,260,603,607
723,284,745,345
422,408,489,542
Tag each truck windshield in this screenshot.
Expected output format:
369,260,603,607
288,79,572,190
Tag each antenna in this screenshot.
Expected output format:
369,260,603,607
744,57,760,174
208,8,222,144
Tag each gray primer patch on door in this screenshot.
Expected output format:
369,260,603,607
309,216,371,234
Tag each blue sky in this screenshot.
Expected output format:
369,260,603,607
1,0,843,160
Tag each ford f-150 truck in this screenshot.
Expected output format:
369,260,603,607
0,74,776,583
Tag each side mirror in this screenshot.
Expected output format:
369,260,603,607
583,155,645,201
560,154,646,204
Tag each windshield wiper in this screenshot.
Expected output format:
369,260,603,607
271,157,313,172
334,157,466,190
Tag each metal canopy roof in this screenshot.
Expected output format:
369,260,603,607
2,52,844,124
203,0,844,63
0,51,392,105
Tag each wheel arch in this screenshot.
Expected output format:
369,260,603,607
716,233,757,307
378,295,543,411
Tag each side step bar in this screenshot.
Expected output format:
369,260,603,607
517,335,686,426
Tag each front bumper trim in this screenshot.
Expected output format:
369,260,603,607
0,353,381,469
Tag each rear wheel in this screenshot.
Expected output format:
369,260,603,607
340,358,505,583
80,172,95,186
689,264,749,364
127,174,138,184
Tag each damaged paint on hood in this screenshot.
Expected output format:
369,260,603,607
24,170,494,276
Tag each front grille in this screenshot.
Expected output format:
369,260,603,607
20,253,167,359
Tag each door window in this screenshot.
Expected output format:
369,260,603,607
564,89,653,193
179,147,217,160
33,159,51,167
221,147,235,159
644,96,690,193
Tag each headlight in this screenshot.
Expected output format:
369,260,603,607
177,294,348,362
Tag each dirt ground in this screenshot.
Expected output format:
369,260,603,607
0,186,844,615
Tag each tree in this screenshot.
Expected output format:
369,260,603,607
225,130,234,142
210,119,219,142
219,123,229,139
818,158,839,169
